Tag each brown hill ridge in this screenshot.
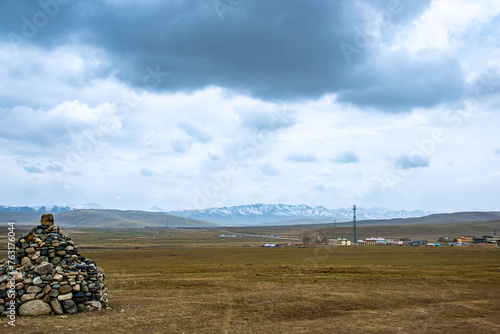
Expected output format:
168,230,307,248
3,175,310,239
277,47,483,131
0,214,108,316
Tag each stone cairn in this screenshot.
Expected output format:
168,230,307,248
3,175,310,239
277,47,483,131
0,214,108,316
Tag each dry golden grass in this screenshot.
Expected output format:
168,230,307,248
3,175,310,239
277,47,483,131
1,229,499,333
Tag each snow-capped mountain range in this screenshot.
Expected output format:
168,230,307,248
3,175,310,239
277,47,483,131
0,203,103,213
168,204,432,225
1,203,432,226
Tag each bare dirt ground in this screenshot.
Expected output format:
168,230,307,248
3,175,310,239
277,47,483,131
1,229,499,333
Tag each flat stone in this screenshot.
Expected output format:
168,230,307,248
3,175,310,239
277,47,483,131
20,293,36,302
59,285,73,294
34,263,52,276
53,273,63,281
18,300,52,316
62,299,77,314
85,301,102,310
33,276,43,285
31,251,41,260
26,286,42,294
25,247,35,254
48,289,60,297
50,299,64,315
57,292,73,301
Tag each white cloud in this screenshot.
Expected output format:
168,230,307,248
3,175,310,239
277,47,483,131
395,0,500,53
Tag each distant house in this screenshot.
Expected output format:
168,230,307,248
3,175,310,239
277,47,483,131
457,236,474,244
262,243,279,247
366,237,386,245
386,238,404,245
484,235,500,244
328,237,351,246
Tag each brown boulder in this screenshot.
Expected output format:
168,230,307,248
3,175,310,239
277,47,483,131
18,300,52,316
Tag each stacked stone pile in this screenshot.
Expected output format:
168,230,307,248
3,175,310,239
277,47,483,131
0,214,108,316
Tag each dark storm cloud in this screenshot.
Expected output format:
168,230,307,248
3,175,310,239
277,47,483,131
394,154,430,170
0,0,462,111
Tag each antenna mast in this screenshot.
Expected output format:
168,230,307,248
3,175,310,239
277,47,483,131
353,205,357,245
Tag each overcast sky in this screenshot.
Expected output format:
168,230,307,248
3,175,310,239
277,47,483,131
1,0,499,213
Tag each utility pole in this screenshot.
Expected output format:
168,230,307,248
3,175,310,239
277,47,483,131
353,205,357,245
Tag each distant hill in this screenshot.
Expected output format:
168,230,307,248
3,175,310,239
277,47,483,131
225,219,500,242
169,203,432,225
353,211,500,227
0,209,215,228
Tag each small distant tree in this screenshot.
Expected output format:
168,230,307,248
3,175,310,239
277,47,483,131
321,235,329,244
437,237,448,243
302,235,311,245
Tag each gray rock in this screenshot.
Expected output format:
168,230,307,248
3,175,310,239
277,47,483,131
50,299,64,315
62,300,77,314
33,276,43,285
26,286,42,294
49,289,60,297
34,262,52,276
18,300,52,316
85,301,102,310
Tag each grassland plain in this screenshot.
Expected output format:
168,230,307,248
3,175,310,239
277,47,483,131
1,228,499,333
